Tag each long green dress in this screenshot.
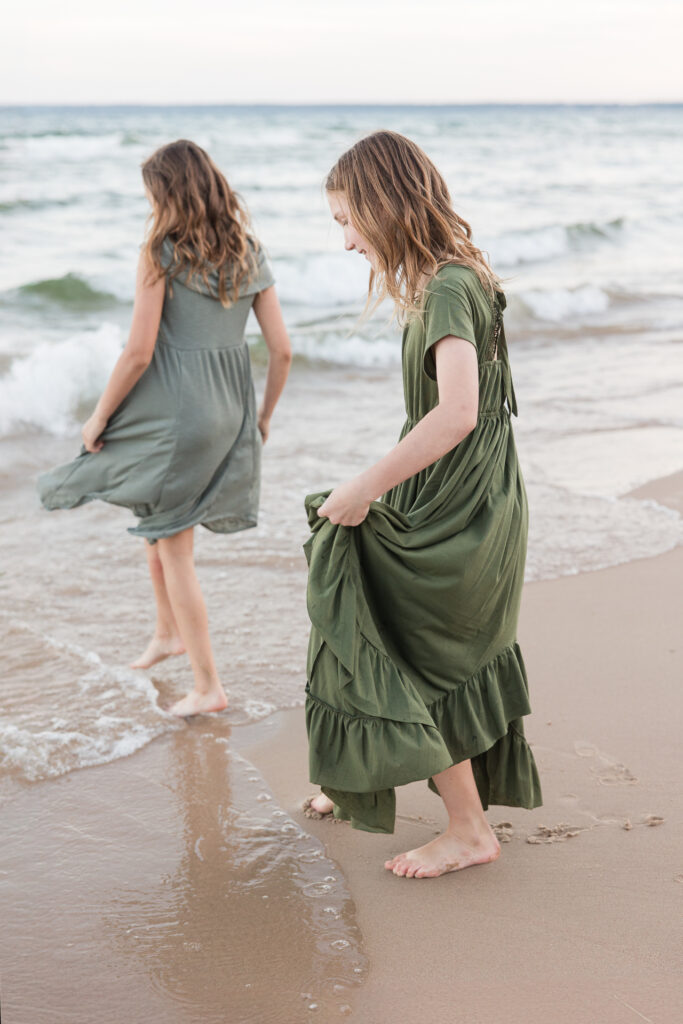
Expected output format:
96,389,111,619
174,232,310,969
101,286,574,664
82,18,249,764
38,239,274,541
304,264,542,834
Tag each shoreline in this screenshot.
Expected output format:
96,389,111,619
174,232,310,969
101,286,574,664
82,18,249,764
627,467,683,517
2,471,681,1022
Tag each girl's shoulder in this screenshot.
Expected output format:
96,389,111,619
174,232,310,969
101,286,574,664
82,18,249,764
433,261,475,282
159,234,274,299
429,262,486,295
245,236,275,293
427,262,505,313
160,235,176,271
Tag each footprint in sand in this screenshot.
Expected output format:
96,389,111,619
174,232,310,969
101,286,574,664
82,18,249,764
492,821,515,843
597,812,665,832
573,740,638,785
526,823,587,844
526,810,665,845
623,814,665,830
396,812,439,827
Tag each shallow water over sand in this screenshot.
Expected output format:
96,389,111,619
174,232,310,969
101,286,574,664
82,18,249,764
1,725,366,1023
1,360,682,786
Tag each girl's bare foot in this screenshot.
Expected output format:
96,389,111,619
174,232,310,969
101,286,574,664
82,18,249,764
304,793,335,817
384,826,500,879
131,635,185,669
168,686,228,718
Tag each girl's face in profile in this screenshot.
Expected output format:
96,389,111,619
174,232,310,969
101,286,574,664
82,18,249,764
327,191,377,268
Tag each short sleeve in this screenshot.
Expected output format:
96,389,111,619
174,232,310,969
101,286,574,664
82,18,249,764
251,241,275,293
159,236,176,273
423,268,478,380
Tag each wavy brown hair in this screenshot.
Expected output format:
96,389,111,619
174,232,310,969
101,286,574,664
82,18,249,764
142,139,258,307
326,130,500,321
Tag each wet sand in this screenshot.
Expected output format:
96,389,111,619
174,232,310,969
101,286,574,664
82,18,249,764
2,473,681,1023
1,722,366,1023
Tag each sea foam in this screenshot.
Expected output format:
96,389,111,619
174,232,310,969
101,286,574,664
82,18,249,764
273,253,369,307
0,324,123,435
0,619,177,783
519,285,611,322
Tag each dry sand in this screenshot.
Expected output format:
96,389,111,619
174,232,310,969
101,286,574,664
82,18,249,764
2,474,681,1023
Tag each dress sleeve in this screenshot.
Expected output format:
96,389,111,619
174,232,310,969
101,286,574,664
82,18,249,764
423,270,478,380
160,236,181,274
251,242,275,293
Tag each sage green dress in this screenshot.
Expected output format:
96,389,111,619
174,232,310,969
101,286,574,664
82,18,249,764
38,239,274,541
304,264,542,834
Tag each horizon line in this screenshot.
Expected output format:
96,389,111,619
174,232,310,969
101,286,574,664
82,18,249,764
2,100,682,109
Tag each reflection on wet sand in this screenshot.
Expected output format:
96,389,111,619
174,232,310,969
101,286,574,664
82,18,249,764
1,724,366,1023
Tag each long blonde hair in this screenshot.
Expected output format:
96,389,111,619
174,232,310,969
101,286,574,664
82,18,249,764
326,130,500,321
142,139,258,307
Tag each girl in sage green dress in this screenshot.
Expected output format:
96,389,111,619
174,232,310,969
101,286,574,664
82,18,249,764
304,130,541,878
38,140,292,717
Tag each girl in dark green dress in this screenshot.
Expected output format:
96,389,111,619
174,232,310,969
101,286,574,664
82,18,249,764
39,140,292,717
305,131,541,878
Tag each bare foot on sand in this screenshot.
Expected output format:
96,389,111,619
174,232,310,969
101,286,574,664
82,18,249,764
131,635,185,669
385,827,500,879
303,793,335,817
168,687,228,718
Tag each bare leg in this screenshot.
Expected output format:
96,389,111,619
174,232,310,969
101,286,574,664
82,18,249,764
131,541,185,668
385,759,500,878
155,528,228,717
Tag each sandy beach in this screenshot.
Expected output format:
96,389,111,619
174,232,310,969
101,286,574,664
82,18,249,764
1,471,680,1023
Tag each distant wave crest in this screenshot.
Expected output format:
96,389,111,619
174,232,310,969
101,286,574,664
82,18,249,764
491,218,624,268
0,197,74,213
16,273,120,310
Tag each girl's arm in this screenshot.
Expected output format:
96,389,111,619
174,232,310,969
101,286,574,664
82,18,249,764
252,285,292,442
82,252,165,452
318,336,478,525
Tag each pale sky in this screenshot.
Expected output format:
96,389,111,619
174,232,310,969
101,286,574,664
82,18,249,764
2,0,682,105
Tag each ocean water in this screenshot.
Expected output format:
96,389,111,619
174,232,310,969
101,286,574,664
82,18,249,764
1,104,682,785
